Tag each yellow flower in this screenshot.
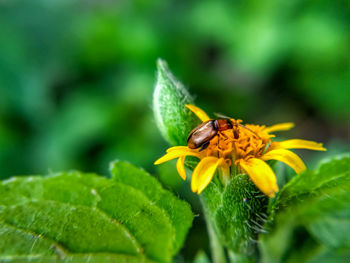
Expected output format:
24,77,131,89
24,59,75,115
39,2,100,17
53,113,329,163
154,105,326,197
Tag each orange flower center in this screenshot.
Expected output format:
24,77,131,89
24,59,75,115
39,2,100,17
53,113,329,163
203,121,273,164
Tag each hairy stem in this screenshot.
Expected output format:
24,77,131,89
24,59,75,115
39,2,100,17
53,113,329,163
200,196,227,263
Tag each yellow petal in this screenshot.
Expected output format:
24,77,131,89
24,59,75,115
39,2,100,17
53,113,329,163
263,122,294,133
262,149,306,174
176,156,186,180
185,104,211,122
239,158,278,198
166,146,189,153
191,157,221,194
275,139,326,151
154,148,200,165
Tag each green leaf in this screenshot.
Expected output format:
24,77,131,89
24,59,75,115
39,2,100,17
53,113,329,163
110,160,193,254
260,154,350,263
2,254,153,263
275,153,350,209
153,58,200,146
0,164,193,262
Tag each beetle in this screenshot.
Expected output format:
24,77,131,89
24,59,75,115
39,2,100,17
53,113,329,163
187,118,258,151
187,119,235,151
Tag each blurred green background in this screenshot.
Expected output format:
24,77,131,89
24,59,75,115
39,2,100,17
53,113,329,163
0,0,349,260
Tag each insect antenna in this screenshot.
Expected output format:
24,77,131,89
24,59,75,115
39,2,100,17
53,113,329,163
213,112,261,139
238,123,261,139
213,112,232,119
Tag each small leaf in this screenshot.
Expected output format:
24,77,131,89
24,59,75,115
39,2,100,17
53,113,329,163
153,59,200,146
260,154,350,263
0,163,194,262
270,153,350,213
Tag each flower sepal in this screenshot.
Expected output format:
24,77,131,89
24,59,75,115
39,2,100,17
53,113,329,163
200,171,269,262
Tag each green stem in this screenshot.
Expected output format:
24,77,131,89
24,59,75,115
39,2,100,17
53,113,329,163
228,249,252,263
200,196,227,263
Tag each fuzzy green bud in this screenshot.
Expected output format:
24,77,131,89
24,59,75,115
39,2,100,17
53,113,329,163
153,59,200,146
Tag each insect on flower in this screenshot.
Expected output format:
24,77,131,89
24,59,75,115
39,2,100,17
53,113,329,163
154,104,326,197
187,119,234,151
187,117,259,151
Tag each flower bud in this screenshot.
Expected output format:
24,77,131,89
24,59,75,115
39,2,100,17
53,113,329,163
153,59,200,146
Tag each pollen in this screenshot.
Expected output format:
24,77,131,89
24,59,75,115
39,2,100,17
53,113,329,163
204,122,271,164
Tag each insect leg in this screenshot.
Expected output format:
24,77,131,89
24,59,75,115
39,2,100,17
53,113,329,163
199,141,210,152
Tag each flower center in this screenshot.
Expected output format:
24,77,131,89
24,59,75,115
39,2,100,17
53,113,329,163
204,122,272,164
